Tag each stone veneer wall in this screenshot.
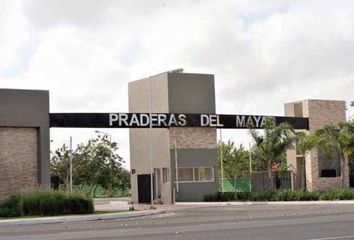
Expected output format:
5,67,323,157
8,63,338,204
169,128,217,149
0,127,38,200
303,100,349,191
285,100,349,192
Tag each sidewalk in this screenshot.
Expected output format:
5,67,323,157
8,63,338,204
94,198,132,211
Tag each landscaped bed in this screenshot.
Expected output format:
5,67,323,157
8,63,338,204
0,190,94,218
204,189,354,202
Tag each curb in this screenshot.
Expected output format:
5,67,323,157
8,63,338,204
176,200,354,206
0,210,165,226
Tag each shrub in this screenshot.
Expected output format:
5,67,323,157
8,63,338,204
0,196,22,217
204,189,354,202
0,189,94,217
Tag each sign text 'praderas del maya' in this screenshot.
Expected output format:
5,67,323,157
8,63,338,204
49,113,309,129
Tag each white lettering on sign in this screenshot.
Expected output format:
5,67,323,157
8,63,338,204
158,114,167,127
200,114,224,127
236,116,245,127
130,114,139,126
246,116,254,127
178,114,187,126
150,113,158,126
108,113,277,128
109,113,119,126
119,113,129,126
200,114,209,126
210,115,224,127
253,116,262,127
235,115,266,128
168,114,178,126
260,117,267,127
140,114,149,126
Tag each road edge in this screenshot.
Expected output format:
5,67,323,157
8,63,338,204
0,210,165,226
176,200,354,206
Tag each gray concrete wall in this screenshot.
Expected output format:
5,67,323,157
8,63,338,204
128,73,172,204
170,149,218,201
0,89,50,196
168,73,215,114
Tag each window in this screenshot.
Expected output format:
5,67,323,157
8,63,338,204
162,168,169,183
194,167,213,181
178,168,194,181
177,167,214,182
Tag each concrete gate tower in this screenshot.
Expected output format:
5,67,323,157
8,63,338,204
129,70,218,204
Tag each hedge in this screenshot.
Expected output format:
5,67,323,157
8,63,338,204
204,189,354,202
0,190,94,217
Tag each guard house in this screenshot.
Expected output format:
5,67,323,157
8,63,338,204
129,71,218,203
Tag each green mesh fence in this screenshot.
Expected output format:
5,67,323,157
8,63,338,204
218,178,251,192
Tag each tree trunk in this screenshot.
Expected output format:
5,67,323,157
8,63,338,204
65,175,69,192
93,184,98,198
340,154,346,188
267,166,273,191
301,158,306,190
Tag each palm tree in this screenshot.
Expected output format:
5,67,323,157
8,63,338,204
296,132,319,190
315,121,354,188
249,117,295,191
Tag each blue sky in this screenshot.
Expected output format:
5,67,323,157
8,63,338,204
1,0,354,168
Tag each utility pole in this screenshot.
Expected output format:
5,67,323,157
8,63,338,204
148,76,154,208
219,129,224,193
249,142,252,192
174,137,179,193
69,136,73,193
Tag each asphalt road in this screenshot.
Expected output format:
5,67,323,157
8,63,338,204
2,204,354,240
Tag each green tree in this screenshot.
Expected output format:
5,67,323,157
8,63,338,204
296,132,319,157
217,141,249,195
50,144,71,190
249,117,295,190
217,141,250,178
315,121,354,188
79,134,124,196
50,134,127,197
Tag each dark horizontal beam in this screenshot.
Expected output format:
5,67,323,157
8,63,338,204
50,113,309,130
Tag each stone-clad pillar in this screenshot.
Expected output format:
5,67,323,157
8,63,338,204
285,100,348,191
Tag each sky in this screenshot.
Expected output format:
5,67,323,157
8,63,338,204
1,0,354,169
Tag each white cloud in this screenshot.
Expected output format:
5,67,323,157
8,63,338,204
1,0,354,168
